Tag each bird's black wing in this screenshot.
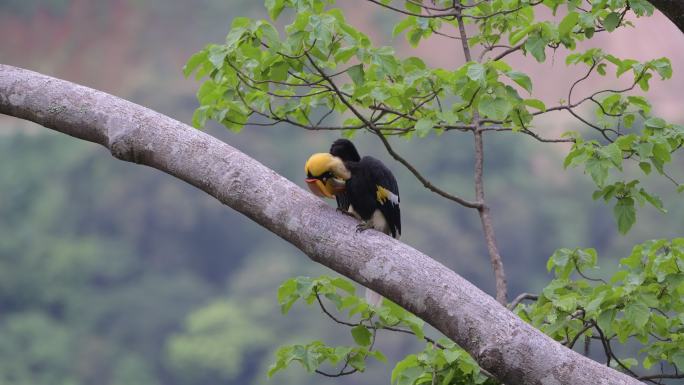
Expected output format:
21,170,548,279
335,193,352,212
361,156,401,238
330,139,360,212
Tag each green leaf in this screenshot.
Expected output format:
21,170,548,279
348,351,367,371
638,162,651,175
265,0,286,20
559,11,579,35
603,12,621,32
331,278,356,294
347,64,365,86
524,98,546,111
506,71,533,93
603,143,623,169
270,61,290,82
585,158,609,187
392,356,422,385
370,350,388,363
644,117,666,130
441,368,456,385
525,34,546,62
614,197,636,234
335,46,357,63
208,46,228,68
183,50,208,77
651,58,672,79
624,302,649,328
351,325,372,346
639,189,666,212
672,351,684,372
414,118,434,138
597,309,615,335
636,142,653,158
393,16,415,38
466,63,486,83
478,96,512,120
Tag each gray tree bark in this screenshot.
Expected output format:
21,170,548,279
650,0,684,33
0,64,642,385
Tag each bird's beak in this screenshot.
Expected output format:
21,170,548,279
305,178,334,198
327,178,346,194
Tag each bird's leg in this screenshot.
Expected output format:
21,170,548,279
336,207,356,217
356,221,373,233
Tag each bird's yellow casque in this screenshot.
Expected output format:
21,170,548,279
304,153,349,199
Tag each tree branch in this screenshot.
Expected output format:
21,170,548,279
455,9,508,305
649,0,684,34
0,64,643,385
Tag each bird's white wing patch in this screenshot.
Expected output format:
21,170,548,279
376,186,399,205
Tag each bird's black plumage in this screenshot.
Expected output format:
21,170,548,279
329,139,401,238
329,139,360,212
346,156,401,238
330,139,361,162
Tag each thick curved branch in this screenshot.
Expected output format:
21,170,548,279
0,64,642,385
649,0,684,34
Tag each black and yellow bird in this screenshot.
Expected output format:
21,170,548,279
304,139,401,239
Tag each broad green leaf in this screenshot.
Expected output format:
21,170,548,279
559,12,579,35
265,0,286,20
331,278,356,294
524,98,546,111
506,71,533,93
183,50,208,77
392,16,415,38
478,96,512,120
603,12,621,32
347,64,365,86
624,302,649,328
644,117,666,130
672,352,684,372
414,118,434,138
614,197,636,234
466,63,486,83
351,325,372,346
348,351,367,371
370,350,388,363
525,34,546,62
603,143,623,169
597,309,616,335
585,158,609,187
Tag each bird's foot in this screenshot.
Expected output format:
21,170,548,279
356,221,373,233
337,207,356,217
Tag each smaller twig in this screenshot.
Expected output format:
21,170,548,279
315,291,360,327
574,263,607,284
567,322,594,349
507,293,539,310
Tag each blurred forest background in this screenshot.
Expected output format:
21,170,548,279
0,1,682,384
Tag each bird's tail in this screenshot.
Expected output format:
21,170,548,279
365,288,383,307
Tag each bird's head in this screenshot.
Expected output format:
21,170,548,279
304,153,350,198
330,139,361,162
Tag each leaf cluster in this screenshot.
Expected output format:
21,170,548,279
270,275,495,384
518,240,684,378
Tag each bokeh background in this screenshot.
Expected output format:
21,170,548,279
1,1,682,384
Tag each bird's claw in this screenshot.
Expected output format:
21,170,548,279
356,222,372,233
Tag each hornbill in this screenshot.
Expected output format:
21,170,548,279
304,139,401,239
304,139,401,306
